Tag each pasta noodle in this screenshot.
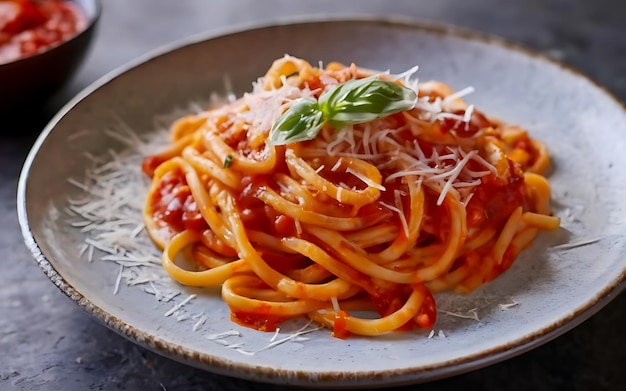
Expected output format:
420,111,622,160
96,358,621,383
141,55,560,338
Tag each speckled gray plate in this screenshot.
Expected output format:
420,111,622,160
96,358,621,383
17,18,626,388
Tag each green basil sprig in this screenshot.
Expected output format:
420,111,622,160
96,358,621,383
268,98,325,145
269,76,417,145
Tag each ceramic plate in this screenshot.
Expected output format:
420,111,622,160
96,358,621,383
17,18,626,388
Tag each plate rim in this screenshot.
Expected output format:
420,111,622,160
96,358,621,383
17,15,626,388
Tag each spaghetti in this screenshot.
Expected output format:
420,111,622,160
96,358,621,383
142,55,560,338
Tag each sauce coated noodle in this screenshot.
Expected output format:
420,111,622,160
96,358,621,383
142,56,560,338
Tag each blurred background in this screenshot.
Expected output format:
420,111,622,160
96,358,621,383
13,0,626,126
1,1,625,390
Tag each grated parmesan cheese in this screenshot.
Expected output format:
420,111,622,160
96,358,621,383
234,321,323,356
193,315,208,331
552,237,601,250
113,264,123,295
164,294,197,317
499,301,519,310
345,167,386,191
380,201,410,239
66,117,332,356
438,308,480,321
64,66,504,353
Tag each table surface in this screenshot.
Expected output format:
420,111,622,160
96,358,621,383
2,1,625,390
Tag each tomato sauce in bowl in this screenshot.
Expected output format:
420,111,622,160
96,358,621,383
0,0,87,65
0,0,99,116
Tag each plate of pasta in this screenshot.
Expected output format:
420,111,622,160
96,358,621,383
17,18,626,388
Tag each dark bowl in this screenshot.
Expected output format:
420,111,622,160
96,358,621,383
0,0,102,115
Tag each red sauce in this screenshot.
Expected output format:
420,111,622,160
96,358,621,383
237,175,288,234
332,310,350,339
491,244,520,278
257,250,310,275
232,311,284,332
0,0,87,64
370,286,409,317
150,168,207,235
303,74,325,95
142,155,166,177
467,159,526,228
414,286,436,329
439,109,491,137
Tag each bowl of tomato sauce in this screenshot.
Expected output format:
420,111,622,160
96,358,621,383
0,0,101,114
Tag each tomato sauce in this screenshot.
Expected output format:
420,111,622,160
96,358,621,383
370,286,408,317
150,168,208,236
466,159,525,228
0,0,87,64
232,311,285,332
142,155,166,177
238,175,294,234
439,108,491,137
332,310,350,339
414,287,436,329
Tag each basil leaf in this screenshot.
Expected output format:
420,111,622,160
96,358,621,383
269,98,325,145
319,76,417,128
268,75,417,145
223,155,233,168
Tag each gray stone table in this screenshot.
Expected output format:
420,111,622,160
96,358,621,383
1,1,624,390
